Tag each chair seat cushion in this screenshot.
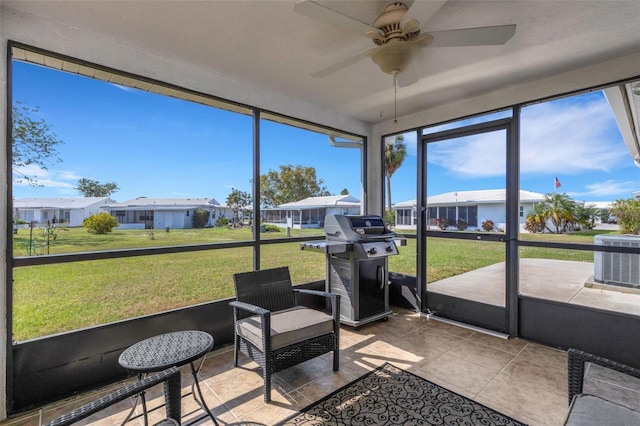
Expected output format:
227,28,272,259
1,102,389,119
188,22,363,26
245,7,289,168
565,394,640,425
583,361,640,412
237,306,334,351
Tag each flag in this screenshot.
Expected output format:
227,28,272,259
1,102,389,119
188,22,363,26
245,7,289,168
555,177,561,188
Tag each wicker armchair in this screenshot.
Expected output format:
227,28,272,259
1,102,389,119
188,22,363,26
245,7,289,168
44,367,181,426
230,266,340,402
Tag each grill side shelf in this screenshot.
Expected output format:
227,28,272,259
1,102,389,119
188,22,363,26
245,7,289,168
300,241,352,254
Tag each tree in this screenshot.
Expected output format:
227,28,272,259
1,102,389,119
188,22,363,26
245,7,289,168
525,193,577,234
12,102,64,185
76,178,119,197
524,203,547,233
192,209,210,228
385,135,407,213
340,188,349,195
260,165,330,207
573,203,598,230
610,198,640,234
542,192,578,233
226,188,252,227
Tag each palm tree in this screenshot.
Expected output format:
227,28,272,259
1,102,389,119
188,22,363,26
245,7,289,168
540,192,576,233
524,203,547,233
573,203,598,230
385,135,407,214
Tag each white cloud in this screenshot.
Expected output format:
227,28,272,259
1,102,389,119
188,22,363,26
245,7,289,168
12,165,77,190
567,180,638,198
428,132,505,177
425,95,626,178
519,99,624,174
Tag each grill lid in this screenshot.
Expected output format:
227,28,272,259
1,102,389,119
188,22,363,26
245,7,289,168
324,214,394,241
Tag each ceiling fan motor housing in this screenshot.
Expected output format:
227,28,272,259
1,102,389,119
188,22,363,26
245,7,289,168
371,38,420,75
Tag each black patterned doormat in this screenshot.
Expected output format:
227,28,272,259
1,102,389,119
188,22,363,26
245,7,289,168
278,362,527,425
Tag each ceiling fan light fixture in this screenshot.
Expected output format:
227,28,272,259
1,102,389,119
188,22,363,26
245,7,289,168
370,39,420,75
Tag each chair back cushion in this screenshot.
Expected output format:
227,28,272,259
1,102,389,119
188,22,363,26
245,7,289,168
236,306,334,351
233,267,296,314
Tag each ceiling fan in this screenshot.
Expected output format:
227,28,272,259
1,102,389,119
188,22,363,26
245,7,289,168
294,0,517,87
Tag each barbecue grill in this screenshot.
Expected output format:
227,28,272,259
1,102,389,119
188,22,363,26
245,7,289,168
300,214,399,327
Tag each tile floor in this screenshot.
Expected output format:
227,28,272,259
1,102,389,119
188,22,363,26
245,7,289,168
2,308,570,426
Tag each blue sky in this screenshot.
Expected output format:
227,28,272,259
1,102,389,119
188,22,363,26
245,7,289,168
12,61,361,204
12,60,639,206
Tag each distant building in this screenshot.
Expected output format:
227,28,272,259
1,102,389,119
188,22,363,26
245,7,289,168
13,197,114,227
393,189,546,231
262,195,361,229
589,201,614,223
101,197,233,229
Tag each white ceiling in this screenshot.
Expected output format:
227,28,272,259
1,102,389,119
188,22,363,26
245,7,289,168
3,0,640,124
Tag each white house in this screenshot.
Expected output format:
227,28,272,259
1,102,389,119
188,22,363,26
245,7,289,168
101,197,233,229
13,197,114,227
393,189,546,231
262,195,361,229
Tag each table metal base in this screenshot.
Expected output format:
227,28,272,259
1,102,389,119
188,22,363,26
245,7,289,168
118,330,219,426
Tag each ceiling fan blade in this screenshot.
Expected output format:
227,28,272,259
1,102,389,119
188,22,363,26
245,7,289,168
311,53,367,78
293,0,377,34
427,25,517,47
398,67,419,87
404,0,448,26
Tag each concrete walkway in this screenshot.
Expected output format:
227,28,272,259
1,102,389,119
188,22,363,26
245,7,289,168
428,258,640,316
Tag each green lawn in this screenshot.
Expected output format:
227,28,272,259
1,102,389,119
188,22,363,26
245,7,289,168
12,226,612,341
13,225,325,255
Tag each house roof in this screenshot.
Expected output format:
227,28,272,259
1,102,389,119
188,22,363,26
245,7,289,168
13,197,112,209
268,195,360,210
590,201,613,210
394,189,546,208
102,197,221,210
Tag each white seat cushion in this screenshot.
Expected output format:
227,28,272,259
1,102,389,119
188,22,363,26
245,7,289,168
237,306,334,351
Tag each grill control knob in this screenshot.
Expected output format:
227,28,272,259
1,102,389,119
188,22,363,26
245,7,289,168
385,245,394,253
368,247,377,255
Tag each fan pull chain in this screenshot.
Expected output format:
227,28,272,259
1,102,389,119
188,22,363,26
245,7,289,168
393,73,398,125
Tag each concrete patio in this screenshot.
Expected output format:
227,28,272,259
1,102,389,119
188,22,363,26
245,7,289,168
428,258,640,316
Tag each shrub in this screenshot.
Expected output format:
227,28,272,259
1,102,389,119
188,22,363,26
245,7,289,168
481,219,495,232
456,219,467,231
215,216,229,227
610,198,640,234
192,209,210,228
436,218,448,230
523,216,545,233
384,209,395,227
83,212,119,234
263,224,280,232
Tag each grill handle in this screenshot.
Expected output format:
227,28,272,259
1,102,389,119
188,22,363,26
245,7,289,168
377,265,385,290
